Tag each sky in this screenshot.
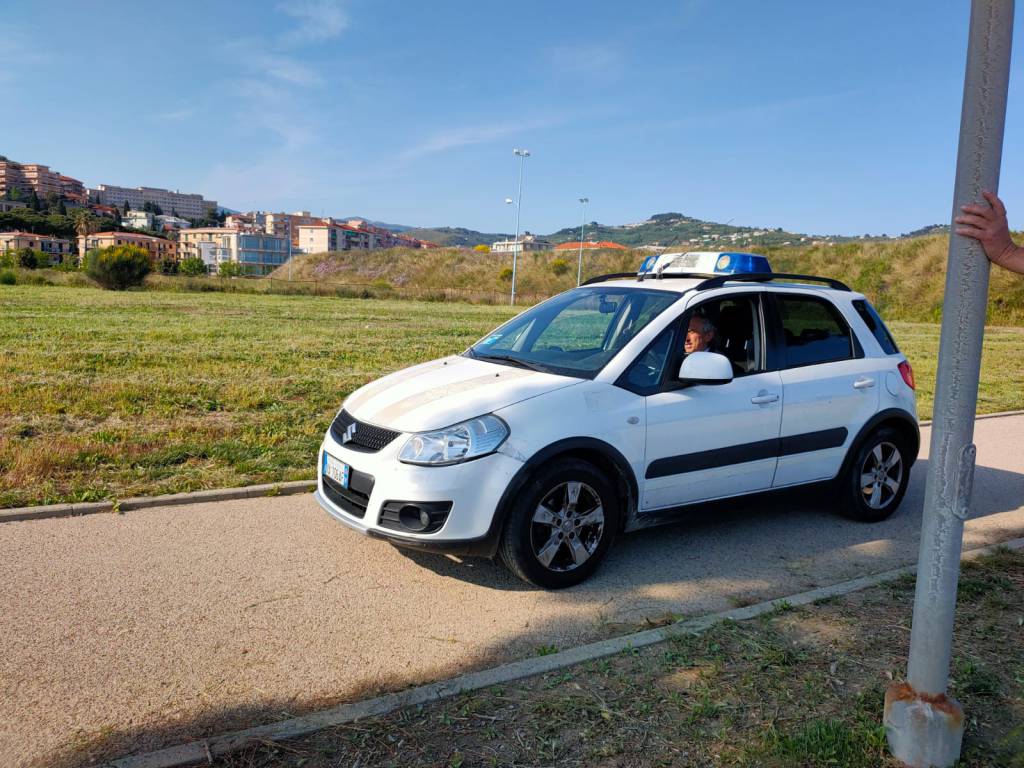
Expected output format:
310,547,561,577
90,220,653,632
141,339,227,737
2,0,1023,237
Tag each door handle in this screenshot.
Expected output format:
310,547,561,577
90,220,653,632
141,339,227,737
853,377,876,390
750,391,780,405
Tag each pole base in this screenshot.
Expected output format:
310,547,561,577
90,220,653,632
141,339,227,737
884,682,965,767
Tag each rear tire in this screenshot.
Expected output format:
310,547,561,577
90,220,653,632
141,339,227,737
839,426,910,522
498,458,619,589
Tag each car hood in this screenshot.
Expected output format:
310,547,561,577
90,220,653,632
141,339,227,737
342,355,580,433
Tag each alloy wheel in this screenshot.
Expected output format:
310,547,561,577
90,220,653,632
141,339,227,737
530,480,605,572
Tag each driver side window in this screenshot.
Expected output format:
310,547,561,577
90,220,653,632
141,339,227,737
668,295,763,383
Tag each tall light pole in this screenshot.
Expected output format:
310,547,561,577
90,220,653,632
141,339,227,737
883,2,1013,767
576,197,589,286
509,148,530,306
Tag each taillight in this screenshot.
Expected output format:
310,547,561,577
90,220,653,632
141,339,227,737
898,360,915,390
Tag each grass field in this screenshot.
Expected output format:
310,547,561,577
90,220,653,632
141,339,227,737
1,284,1022,508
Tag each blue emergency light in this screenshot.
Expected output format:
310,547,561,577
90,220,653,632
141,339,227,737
637,251,772,276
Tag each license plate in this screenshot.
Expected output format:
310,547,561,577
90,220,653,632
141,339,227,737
322,452,350,489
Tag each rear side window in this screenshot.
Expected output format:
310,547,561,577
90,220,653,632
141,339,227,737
852,299,900,354
777,295,854,368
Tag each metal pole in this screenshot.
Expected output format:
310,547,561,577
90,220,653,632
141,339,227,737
576,197,588,286
511,149,529,306
287,218,292,281
884,2,1013,766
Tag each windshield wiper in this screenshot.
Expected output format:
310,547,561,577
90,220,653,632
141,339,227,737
470,352,551,373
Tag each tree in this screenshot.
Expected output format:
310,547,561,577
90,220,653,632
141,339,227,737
179,257,207,276
84,245,151,289
218,260,244,278
29,190,41,211
72,209,99,265
57,200,67,216
122,200,130,214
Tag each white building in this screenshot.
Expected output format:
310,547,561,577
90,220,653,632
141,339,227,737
88,184,217,220
491,233,552,254
123,210,155,230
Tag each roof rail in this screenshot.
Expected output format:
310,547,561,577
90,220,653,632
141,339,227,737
581,272,718,287
695,272,851,292
580,272,639,286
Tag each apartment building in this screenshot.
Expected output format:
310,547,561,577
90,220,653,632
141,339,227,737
88,184,217,220
0,200,27,212
264,211,330,245
0,159,86,203
178,228,289,275
78,231,177,262
297,223,373,253
123,210,155,230
0,232,72,260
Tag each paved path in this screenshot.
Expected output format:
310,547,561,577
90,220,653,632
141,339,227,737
3,415,1024,767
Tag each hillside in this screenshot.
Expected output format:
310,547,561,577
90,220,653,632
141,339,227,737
271,233,1024,325
399,226,509,248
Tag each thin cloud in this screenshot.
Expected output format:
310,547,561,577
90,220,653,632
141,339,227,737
249,52,323,87
399,118,565,161
278,0,349,46
154,107,195,122
547,43,623,79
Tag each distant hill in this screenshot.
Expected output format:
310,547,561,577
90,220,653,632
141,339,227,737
399,226,509,248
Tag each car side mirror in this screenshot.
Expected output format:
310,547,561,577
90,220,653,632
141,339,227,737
678,351,733,385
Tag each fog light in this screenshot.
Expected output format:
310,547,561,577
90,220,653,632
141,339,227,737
379,500,453,534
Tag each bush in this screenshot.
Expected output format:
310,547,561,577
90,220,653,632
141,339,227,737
218,261,244,278
16,248,38,269
179,257,207,276
498,267,514,282
0,269,15,285
549,258,570,276
84,245,152,290
473,244,490,252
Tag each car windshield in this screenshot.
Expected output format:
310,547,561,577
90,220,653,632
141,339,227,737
467,287,680,378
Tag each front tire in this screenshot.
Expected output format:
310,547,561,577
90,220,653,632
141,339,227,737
839,426,910,522
498,458,619,589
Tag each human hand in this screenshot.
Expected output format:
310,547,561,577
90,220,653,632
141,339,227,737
955,190,1016,265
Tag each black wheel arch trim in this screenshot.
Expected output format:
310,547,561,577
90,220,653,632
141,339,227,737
838,408,920,481
484,437,640,556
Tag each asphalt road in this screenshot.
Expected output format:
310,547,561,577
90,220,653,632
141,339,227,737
3,414,1024,767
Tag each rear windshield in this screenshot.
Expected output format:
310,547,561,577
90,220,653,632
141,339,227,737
852,299,900,355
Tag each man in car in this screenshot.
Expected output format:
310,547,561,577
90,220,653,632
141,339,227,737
684,315,716,354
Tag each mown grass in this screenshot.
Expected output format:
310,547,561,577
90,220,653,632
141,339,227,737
1,284,1022,508
212,548,1024,768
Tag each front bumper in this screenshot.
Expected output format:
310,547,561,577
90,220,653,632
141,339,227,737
315,427,523,557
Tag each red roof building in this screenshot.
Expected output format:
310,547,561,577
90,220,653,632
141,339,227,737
554,240,628,251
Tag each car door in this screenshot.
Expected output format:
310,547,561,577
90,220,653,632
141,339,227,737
637,292,784,510
768,292,881,487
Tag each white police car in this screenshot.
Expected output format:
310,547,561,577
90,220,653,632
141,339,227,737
316,252,918,588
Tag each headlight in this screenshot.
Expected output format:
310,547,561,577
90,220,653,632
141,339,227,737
399,415,509,466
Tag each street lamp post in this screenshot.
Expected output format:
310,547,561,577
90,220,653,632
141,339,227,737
576,197,589,286
510,148,530,306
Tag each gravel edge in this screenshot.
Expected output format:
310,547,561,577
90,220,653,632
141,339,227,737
106,536,1024,768
0,480,316,524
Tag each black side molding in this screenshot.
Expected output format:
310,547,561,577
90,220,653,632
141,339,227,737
646,427,849,479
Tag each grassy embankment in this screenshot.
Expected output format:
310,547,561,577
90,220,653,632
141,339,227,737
217,547,1024,767
1,284,1022,508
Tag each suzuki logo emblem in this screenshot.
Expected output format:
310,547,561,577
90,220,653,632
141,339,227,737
341,423,357,444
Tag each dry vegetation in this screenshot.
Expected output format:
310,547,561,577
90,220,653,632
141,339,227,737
214,548,1024,768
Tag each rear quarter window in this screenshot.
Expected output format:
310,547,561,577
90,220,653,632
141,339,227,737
852,299,900,355
777,295,856,368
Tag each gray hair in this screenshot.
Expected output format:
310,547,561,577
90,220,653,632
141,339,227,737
690,316,715,335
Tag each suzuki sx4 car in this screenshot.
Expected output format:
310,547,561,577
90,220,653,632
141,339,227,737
316,252,918,588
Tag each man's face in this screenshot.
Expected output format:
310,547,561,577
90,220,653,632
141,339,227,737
685,318,714,354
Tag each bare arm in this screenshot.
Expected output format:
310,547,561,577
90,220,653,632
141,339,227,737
955,190,1024,274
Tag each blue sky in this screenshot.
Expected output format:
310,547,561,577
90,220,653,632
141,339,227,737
2,0,1022,236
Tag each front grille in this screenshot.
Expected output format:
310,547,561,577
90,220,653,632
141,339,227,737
322,466,375,519
330,410,401,453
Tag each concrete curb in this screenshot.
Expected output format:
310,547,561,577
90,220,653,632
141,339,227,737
0,480,316,524
8,410,1024,526
106,536,1024,768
